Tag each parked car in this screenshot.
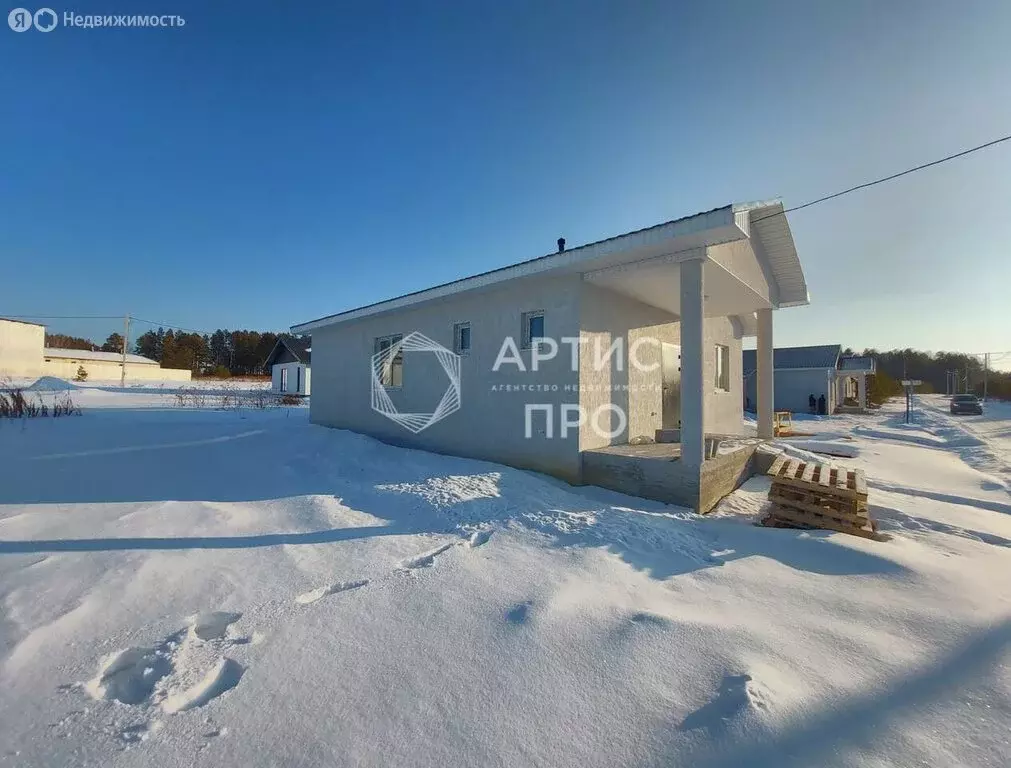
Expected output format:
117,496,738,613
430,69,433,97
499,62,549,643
950,394,983,415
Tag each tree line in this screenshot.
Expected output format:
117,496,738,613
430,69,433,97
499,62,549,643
851,348,1011,403
134,329,280,376
46,329,284,376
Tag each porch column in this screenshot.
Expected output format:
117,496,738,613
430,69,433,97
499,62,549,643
756,307,774,438
858,373,867,409
679,256,705,468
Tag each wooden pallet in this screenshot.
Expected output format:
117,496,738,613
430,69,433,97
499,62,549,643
765,455,882,540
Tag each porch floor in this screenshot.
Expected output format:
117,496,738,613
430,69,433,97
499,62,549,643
581,434,764,463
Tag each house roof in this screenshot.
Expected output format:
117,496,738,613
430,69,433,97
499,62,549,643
839,355,876,373
291,200,809,334
743,344,842,374
0,317,46,327
43,348,159,365
263,335,311,368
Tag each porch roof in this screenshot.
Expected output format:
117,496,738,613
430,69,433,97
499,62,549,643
292,200,808,334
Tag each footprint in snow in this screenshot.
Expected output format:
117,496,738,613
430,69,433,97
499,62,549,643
295,579,369,605
81,610,250,720
397,541,456,570
505,601,533,625
679,673,768,736
190,611,243,641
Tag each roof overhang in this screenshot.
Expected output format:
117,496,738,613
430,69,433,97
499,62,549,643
732,200,809,308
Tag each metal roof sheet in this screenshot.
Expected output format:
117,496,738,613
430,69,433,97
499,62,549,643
743,344,842,373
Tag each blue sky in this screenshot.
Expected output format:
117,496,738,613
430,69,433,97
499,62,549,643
2,0,1009,363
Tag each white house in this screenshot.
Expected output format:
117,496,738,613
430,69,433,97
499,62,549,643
264,336,311,395
292,201,809,511
0,317,191,382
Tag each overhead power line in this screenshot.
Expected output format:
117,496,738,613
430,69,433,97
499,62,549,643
129,316,216,336
754,133,1011,223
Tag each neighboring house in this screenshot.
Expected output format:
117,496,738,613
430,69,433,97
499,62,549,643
42,348,192,381
836,355,876,409
742,345,876,414
292,201,809,511
0,318,191,381
263,336,311,395
0,318,46,378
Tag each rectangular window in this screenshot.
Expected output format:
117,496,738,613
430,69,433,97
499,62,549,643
374,334,404,388
522,311,545,349
453,322,471,355
715,344,730,392
280,367,288,392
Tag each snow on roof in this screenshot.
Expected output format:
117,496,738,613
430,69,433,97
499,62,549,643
743,344,842,373
43,348,159,365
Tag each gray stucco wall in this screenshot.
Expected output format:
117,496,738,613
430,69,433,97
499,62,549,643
309,273,584,482
703,316,744,434
578,283,679,450
578,285,745,449
309,273,748,485
745,367,833,415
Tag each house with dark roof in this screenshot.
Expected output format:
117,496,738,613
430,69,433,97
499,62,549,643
290,201,811,512
742,345,876,415
264,335,311,395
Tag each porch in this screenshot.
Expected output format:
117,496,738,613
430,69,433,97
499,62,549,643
581,435,765,512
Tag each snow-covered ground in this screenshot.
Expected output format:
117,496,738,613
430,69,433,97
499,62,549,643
0,389,1009,767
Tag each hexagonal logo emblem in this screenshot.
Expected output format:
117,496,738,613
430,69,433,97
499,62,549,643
370,331,461,433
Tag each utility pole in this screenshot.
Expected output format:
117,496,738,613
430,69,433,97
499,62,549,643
965,359,970,395
984,353,989,401
121,314,130,388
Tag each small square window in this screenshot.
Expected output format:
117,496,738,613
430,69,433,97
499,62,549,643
374,334,403,388
715,344,730,392
522,311,545,349
454,322,471,355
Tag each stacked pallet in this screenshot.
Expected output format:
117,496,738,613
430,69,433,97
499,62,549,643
765,455,880,540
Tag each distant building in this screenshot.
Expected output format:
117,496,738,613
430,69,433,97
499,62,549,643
263,335,311,395
743,345,875,414
0,318,46,378
0,317,191,382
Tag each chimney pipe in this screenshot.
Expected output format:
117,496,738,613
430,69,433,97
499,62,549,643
557,237,566,253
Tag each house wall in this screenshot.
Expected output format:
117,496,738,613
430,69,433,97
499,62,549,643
577,285,745,449
310,273,584,482
41,358,192,382
272,362,310,395
703,316,744,434
0,320,45,377
578,283,679,449
745,367,833,415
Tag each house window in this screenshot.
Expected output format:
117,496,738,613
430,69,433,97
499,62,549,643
715,344,730,392
522,311,545,349
453,322,471,355
280,367,288,392
374,334,404,388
